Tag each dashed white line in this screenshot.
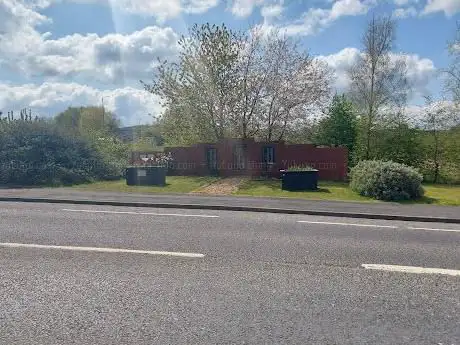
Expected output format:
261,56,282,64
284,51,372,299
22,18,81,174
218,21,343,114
62,208,219,218
297,221,460,233
361,264,460,276
297,220,397,228
408,227,460,233
0,242,205,258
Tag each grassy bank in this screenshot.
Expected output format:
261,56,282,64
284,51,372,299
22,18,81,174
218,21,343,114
72,176,220,194
234,179,460,206
71,176,459,206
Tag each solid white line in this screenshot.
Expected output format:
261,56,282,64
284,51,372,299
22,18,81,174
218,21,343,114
361,264,460,276
61,208,219,218
408,227,460,233
297,220,397,228
0,242,205,258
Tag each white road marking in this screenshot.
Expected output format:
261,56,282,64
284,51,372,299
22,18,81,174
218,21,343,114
361,264,460,276
408,227,460,233
62,208,219,218
297,220,397,228
0,242,205,258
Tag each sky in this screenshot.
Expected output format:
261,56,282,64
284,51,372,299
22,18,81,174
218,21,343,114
0,0,459,126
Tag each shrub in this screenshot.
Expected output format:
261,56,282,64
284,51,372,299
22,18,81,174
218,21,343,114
0,121,125,186
287,165,316,172
350,160,424,201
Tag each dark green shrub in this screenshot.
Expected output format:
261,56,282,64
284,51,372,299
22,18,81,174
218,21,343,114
350,160,424,201
0,121,125,186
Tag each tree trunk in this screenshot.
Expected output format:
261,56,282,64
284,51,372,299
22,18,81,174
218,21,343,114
433,134,440,183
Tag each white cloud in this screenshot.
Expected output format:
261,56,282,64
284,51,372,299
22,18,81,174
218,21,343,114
230,0,265,17
318,47,361,89
318,47,436,96
1,22,179,84
423,0,460,16
22,0,218,22
114,0,182,21
399,53,437,95
112,0,219,19
277,0,374,36
182,0,220,13
261,3,284,19
393,6,418,18
0,1,176,125
329,0,369,20
0,0,50,34
0,82,161,126
393,0,418,6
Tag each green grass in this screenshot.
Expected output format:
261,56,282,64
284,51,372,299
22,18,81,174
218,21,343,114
416,184,460,206
234,179,460,206
72,176,220,194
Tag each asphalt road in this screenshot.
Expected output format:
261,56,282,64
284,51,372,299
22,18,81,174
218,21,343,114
0,202,459,345
1,187,459,221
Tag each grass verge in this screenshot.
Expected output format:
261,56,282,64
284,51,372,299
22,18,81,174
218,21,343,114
234,179,460,206
72,176,220,194
415,184,460,206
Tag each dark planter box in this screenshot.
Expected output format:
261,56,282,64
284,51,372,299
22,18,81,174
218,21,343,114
126,166,167,186
281,170,319,191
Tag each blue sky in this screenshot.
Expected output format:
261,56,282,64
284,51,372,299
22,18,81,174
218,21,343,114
0,0,459,125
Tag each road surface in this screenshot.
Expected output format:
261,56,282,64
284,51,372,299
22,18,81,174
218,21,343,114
0,202,459,344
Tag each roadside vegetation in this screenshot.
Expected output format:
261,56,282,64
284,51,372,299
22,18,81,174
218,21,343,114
235,179,460,206
72,176,220,194
0,19,459,204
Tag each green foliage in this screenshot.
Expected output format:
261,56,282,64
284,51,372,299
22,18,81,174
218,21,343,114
365,124,422,167
128,123,165,150
142,23,244,144
286,165,316,172
314,94,357,149
350,160,424,201
418,126,460,183
54,106,120,137
53,106,129,179
0,117,126,186
314,94,357,164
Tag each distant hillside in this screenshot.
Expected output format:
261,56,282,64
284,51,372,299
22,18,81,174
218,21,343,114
117,126,140,142
117,125,165,148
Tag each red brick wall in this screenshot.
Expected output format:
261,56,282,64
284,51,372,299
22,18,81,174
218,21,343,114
131,139,348,181
278,145,348,180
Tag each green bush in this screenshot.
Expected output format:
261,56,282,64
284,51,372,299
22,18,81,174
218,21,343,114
0,121,125,186
350,160,424,201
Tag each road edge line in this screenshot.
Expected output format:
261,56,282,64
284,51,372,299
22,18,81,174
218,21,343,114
0,242,205,258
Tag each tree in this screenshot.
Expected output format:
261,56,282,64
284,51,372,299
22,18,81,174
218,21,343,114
314,94,357,151
370,116,422,167
0,109,38,123
248,28,331,141
54,106,120,137
421,97,455,183
142,23,331,144
142,24,244,143
54,106,128,174
348,16,409,160
445,22,460,105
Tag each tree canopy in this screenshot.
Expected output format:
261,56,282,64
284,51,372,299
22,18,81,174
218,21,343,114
142,23,331,145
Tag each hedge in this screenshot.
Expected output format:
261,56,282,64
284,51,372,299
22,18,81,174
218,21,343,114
350,160,424,201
